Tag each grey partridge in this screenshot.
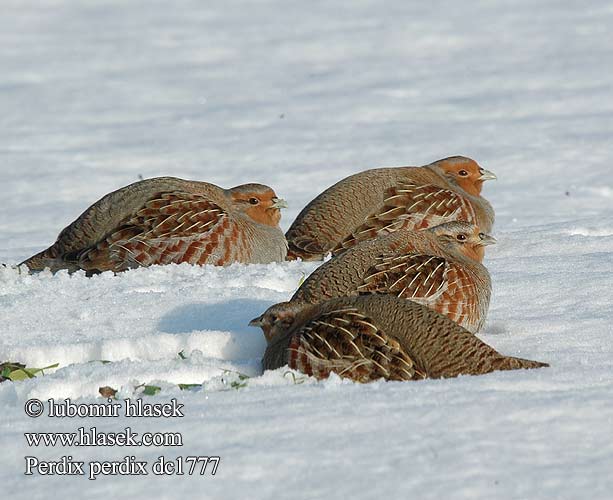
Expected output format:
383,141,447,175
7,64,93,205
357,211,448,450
256,295,548,383
22,177,288,274
286,156,496,261
283,221,494,333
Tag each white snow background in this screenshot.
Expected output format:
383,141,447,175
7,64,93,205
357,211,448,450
1,1,613,498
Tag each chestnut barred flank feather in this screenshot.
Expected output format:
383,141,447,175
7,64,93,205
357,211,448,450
332,183,474,255
287,221,493,333
21,177,288,274
261,296,548,383
77,192,230,272
286,156,495,261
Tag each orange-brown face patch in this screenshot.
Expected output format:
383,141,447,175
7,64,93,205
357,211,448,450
245,204,282,227
453,227,487,262
231,189,282,227
438,158,484,197
471,245,486,262
460,244,484,262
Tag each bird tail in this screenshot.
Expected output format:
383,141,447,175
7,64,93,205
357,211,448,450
20,246,78,273
20,247,54,271
500,356,549,371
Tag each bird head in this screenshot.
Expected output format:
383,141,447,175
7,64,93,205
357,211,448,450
428,221,496,262
249,301,307,342
228,183,287,227
428,156,496,197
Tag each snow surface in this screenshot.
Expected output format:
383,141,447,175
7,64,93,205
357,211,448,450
1,1,613,499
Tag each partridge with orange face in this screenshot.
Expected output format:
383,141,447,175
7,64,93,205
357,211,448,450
257,295,547,383
22,177,288,274
286,156,496,260
252,221,494,334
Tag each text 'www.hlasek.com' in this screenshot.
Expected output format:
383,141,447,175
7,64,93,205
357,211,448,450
23,398,220,480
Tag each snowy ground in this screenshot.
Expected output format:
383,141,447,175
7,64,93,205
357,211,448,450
2,1,613,499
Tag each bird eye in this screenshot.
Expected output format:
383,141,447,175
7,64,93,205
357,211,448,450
248,197,259,205
458,170,469,177
456,234,467,241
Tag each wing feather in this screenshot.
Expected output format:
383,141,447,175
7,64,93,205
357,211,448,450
357,254,449,303
333,182,475,254
288,308,425,382
77,191,227,272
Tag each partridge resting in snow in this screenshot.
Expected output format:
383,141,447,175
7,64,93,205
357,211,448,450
255,221,494,334
256,295,547,383
22,177,288,274
286,156,496,260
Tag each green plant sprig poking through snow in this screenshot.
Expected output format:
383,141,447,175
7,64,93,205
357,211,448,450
0,361,59,382
3,350,308,398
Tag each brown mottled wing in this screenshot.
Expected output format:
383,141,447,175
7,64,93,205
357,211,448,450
76,191,227,272
333,182,476,254
357,254,449,301
287,307,426,382
358,255,482,331
287,236,327,260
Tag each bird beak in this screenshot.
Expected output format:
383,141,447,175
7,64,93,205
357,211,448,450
478,169,497,181
477,233,497,246
271,198,288,209
249,315,264,328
